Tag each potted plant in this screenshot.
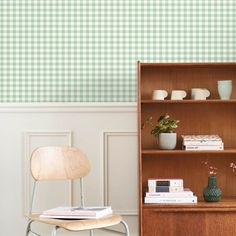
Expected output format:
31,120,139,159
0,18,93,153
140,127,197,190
143,113,180,150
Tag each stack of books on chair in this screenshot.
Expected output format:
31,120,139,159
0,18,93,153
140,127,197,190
40,206,112,219
182,135,224,151
144,178,197,204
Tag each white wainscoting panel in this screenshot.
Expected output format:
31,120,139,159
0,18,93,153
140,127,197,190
104,131,138,215
0,103,138,236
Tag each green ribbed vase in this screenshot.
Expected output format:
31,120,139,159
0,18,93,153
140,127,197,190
203,176,222,202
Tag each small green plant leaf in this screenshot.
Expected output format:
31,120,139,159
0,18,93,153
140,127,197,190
143,113,180,137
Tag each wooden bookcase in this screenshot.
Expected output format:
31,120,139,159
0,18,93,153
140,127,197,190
138,62,236,236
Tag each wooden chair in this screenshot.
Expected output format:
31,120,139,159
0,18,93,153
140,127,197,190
26,146,130,236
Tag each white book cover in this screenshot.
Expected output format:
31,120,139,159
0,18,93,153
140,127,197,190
184,144,224,151
40,206,112,219
148,179,183,187
144,196,197,204
146,189,193,198
182,135,222,141
148,186,184,193
183,140,223,146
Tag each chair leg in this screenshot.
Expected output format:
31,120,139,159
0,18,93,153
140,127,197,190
51,226,59,236
120,220,130,236
90,229,94,236
25,220,33,236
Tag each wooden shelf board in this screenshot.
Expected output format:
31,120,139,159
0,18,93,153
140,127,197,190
141,99,236,104
142,148,236,155
139,62,236,67
143,198,236,212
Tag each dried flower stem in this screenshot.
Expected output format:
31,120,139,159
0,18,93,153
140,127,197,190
230,162,236,173
201,160,217,176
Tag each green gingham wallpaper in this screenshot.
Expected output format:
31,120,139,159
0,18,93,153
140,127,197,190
0,0,235,102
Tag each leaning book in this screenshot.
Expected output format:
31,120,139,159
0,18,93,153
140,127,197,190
40,206,112,219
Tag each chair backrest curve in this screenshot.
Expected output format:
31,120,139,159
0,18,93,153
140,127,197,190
30,146,91,180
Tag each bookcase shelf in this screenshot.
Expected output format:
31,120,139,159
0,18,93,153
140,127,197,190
142,148,236,155
141,99,236,104
142,197,236,212
138,62,236,236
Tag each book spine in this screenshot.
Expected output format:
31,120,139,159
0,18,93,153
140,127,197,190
146,191,193,198
148,179,183,187
144,196,197,204
184,144,224,151
148,186,184,193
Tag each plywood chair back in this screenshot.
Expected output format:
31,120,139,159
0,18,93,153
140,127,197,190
30,146,91,181
27,146,130,236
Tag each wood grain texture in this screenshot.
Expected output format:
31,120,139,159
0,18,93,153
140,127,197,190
138,62,236,236
141,155,236,198
141,103,236,149
28,214,122,231
139,62,236,67
143,209,236,236
30,146,91,180
138,61,143,236
143,198,236,212
142,149,236,154
141,99,236,104
140,63,236,100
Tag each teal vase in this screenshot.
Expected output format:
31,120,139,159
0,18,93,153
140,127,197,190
203,176,222,202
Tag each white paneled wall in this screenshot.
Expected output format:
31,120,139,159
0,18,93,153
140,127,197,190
104,132,138,216
0,103,138,236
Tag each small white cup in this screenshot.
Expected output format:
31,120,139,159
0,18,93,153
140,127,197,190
191,88,210,100
171,90,187,100
152,90,168,100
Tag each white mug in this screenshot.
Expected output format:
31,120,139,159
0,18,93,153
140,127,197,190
152,90,168,100
171,90,187,100
191,88,210,100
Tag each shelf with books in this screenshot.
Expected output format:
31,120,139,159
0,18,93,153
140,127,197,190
141,148,236,155
138,62,236,235
142,197,236,212
141,99,236,104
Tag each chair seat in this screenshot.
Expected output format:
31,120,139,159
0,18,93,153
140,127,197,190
28,214,122,231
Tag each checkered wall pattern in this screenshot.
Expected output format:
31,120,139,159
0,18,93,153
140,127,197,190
0,0,235,102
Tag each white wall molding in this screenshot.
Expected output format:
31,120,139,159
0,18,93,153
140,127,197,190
2,109,138,235
0,102,137,113
23,130,72,215
103,131,138,216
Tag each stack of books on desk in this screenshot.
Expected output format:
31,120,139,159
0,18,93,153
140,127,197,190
182,135,224,151
144,178,197,204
